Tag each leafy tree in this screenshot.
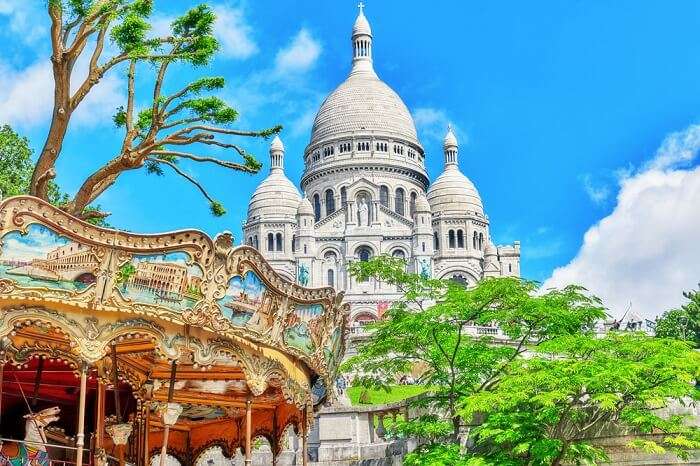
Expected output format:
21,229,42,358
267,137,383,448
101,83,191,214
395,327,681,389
0,125,34,198
344,256,700,466
342,256,604,445
656,284,700,348
31,1,280,220
462,333,700,466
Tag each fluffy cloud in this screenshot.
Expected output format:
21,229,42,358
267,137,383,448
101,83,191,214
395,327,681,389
543,124,700,319
413,107,461,143
214,5,258,60
0,1,45,45
274,29,322,74
0,56,122,129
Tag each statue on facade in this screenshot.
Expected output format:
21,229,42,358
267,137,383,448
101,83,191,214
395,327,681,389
357,197,369,226
420,259,431,279
298,264,309,286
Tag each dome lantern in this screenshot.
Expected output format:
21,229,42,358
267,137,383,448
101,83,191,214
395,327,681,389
351,2,374,76
443,125,458,166
269,135,285,172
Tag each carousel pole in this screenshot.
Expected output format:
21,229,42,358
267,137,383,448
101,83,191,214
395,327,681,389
95,380,106,465
245,397,252,466
144,405,150,466
0,356,4,426
112,345,126,466
302,406,309,466
159,360,178,466
75,362,88,466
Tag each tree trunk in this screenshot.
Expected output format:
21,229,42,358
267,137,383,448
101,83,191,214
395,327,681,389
30,58,72,200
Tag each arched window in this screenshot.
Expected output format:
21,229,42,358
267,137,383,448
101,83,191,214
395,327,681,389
392,249,405,259
380,186,389,207
410,192,417,217
479,233,484,250
448,230,456,248
508,263,512,273
457,230,464,248
327,269,335,287
291,235,296,253
247,237,253,246
357,246,372,262
451,274,468,287
254,235,259,249
324,250,338,262
267,233,274,251
325,189,335,215
473,231,478,249
313,194,321,222
433,232,439,250
340,187,347,208
276,233,283,251
395,188,405,216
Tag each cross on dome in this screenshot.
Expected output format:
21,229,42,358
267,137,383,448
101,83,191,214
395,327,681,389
358,2,364,13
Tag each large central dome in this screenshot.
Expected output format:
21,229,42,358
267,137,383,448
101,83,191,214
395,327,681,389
309,72,420,146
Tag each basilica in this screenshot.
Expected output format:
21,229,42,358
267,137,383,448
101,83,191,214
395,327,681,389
244,6,521,326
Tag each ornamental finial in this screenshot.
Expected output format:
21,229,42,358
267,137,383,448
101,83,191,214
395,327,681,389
358,2,365,14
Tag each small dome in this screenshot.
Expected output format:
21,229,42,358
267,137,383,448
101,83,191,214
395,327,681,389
297,197,314,216
270,135,284,152
353,8,372,36
443,125,458,149
415,193,431,213
427,166,484,217
247,172,301,222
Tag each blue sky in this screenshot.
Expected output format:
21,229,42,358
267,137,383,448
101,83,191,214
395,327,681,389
1,1,699,318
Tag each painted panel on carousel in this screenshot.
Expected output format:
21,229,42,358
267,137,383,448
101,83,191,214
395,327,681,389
324,325,344,373
0,224,97,292
116,252,204,311
218,270,269,328
283,303,324,354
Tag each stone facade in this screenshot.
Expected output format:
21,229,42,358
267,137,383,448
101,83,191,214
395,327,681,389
243,6,521,327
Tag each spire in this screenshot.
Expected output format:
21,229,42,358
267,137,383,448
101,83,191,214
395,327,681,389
351,2,375,75
443,125,458,167
270,135,285,172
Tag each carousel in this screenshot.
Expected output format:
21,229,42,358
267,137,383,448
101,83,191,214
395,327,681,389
0,196,348,466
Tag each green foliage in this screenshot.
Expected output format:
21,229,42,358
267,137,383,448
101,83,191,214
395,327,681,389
347,384,426,405
0,125,34,198
344,256,700,466
655,284,700,348
116,262,136,288
181,96,238,124
209,201,226,217
462,333,700,465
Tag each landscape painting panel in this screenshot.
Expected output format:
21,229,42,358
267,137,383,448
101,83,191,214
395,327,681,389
283,303,324,354
0,224,97,292
218,271,267,326
117,252,203,312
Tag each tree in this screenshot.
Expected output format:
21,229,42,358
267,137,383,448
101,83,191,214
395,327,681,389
31,1,280,220
116,262,136,291
462,333,700,466
342,256,605,450
343,257,700,466
0,125,34,198
656,284,700,348
0,125,67,205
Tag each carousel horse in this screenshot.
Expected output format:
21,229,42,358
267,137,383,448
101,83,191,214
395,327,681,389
0,406,60,466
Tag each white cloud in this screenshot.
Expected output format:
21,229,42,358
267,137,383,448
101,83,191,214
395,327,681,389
543,124,700,319
581,174,610,205
213,5,258,60
0,1,45,45
274,29,322,74
0,55,122,129
413,107,462,143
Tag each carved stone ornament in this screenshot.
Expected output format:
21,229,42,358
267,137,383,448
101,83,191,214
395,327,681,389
159,402,183,426
106,423,133,445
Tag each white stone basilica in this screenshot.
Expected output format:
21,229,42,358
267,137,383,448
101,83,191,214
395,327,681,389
244,6,521,326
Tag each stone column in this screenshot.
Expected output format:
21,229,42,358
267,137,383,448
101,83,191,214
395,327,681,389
376,413,386,439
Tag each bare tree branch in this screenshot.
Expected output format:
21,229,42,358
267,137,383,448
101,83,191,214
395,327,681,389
148,157,216,204
151,150,257,173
